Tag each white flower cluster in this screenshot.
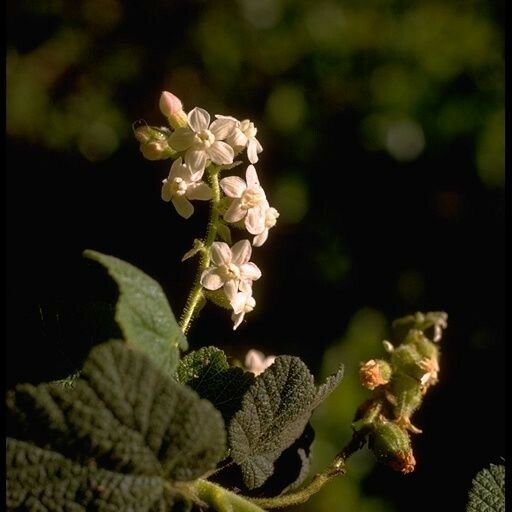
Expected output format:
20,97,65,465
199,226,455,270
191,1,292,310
137,91,280,330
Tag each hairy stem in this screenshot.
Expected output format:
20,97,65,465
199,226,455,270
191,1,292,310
194,480,266,512
249,430,367,509
179,165,221,335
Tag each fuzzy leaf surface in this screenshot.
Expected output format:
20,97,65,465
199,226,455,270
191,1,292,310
466,464,505,512
178,347,254,423
7,340,226,510
85,250,187,376
228,356,343,489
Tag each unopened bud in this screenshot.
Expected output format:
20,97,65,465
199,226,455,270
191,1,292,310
140,140,172,161
359,359,392,390
369,420,416,474
159,91,188,129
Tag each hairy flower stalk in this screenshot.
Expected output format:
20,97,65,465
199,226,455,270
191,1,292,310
179,164,222,334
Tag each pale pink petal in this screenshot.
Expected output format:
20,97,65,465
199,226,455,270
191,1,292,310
208,141,234,165
190,169,205,182
239,280,253,294
186,182,213,201
240,262,261,281
224,199,246,223
255,138,263,153
168,128,195,151
159,91,183,117
231,292,247,314
220,176,246,198
215,114,238,122
245,165,260,188
252,229,269,247
223,280,238,303
245,205,266,235
171,196,194,219
168,157,191,181
200,267,224,290
210,118,236,140
231,239,252,265
210,242,232,266
185,149,208,173
188,107,210,133
161,180,172,202
247,139,261,164
229,129,248,148
232,311,244,330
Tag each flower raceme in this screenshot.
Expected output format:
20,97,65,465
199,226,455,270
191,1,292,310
136,90,279,329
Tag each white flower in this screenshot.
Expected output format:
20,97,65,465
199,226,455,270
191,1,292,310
252,204,279,247
200,240,261,304
217,116,263,164
231,283,256,330
220,165,267,234
244,349,276,376
168,107,235,172
161,158,212,219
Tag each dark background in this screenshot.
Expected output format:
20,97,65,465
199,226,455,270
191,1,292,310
6,1,505,511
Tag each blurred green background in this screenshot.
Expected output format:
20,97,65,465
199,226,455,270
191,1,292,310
6,1,504,511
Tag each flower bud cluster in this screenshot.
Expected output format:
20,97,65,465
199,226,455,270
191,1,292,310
136,91,280,329
353,311,447,473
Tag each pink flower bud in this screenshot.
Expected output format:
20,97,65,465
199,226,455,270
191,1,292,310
159,91,183,117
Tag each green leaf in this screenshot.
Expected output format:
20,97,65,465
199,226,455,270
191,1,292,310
466,463,505,512
178,347,254,423
84,249,187,376
7,340,226,510
228,356,344,489
7,439,188,511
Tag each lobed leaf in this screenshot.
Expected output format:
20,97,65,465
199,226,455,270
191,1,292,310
7,340,227,511
178,347,254,423
84,250,187,377
228,356,343,489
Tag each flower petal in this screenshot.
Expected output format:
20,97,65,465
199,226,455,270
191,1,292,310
223,280,238,303
185,149,208,173
245,165,260,189
200,267,224,290
210,118,236,140
231,311,244,330
247,138,261,164
172,196,194,219
187,182,213,201
210,241,232,265
224,199,246,223
168,128,196,151
168,157,191,181
208,141,234,165
245,205,266,235
252,229,269,247
240,262,261,281
220,176,246,198
231,239,252,265
188,107,210,133
239,280,253,294
227,130,248,149
161,180,172,202
231,292,247,314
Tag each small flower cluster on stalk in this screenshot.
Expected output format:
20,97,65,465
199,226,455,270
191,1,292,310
353,311,448,474
134,91,279,330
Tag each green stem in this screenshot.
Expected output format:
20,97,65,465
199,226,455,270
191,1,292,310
194,479,266,512
179,165,221,335
249,430,366,509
